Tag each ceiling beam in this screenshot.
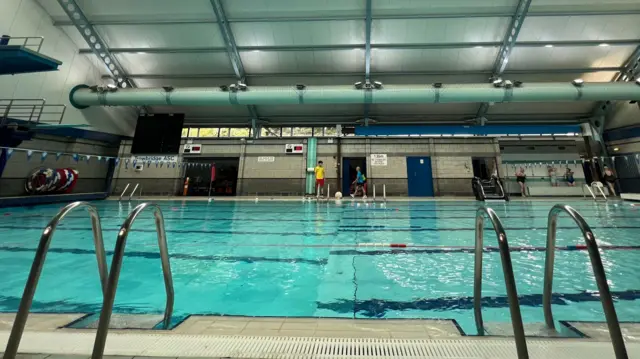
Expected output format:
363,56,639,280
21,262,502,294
208,0,260,124
79,40,640,55
101,67,622,80
51,9,640,26
476,0,533,120
363,0,372,126
56,0,135,89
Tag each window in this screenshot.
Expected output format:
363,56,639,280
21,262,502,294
219,128,230,137
324,127,337,137
181,128,188,138
261,127,280,137
188,128,199,137
281,127,292,137
199,128,219,137
293,127,313,137
230,128,250,137
313,127,324,136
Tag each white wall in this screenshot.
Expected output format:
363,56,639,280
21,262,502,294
605,101,640,130
0,0,137,135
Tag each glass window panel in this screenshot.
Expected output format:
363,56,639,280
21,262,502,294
181,128,188,137
293,127,313,137
324,127,337,137
313,127,324,136
281,127,292,137
219,128,230,137
230,128,250,137
188,128,199,137
261,127,280,137
198,128,218,137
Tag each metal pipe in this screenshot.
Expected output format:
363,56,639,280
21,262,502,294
584,184,596,199
383,184,386,201
70,83,640,109
3,202,108,359
128,183,139,200
373,184,376,201
543,204,627,359
92,203,174,359
474,207,528,359
119,183,130,201
327,184,330,199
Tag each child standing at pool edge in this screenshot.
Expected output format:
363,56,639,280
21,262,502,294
314,161,325,196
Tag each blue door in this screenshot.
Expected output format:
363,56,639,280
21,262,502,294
406,157,434,197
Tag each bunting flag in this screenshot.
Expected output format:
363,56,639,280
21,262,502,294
40,152,48,162
125,158,130,169
86,155,91,163
72,154,79,162
147,160,151,167
56,152,62,161
97,156,102,162
172,162,176,168
159,161,164,168
26,150,33,161
132,160,137,168
6,148,13,160
115,158,120,166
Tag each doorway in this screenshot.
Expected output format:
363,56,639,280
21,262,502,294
472,157,494,180
184,157,239,196
406,156,434,197
342,157,367,195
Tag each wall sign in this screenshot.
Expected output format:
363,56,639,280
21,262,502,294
183,144,202,154
285,144,304,154
131,155,179,163
371,154,388,166
258,156,275,162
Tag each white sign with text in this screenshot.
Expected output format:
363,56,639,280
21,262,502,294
370,154,388,166
258,156,275,162
131,155,179,163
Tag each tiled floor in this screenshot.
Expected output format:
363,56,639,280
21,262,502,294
0,314,85,332
566,322,640,342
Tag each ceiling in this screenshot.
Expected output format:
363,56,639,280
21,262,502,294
38,0,640,126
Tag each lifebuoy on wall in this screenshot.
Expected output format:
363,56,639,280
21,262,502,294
25,168,79,195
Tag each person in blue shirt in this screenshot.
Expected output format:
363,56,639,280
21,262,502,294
350,166,367,199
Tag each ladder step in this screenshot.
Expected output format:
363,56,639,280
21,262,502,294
564,321,640,341
482,322,582,338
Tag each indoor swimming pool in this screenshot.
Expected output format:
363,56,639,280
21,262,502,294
0,199,638,335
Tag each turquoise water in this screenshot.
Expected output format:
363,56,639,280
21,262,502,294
0,199,639,334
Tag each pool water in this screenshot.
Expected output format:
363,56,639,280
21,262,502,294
0,199,639,335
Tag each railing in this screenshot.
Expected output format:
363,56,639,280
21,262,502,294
118,183,140,201
373,184,387,202
2,202,108,359
474,207,528,359
91,203,174,359
543,204,627,359
119,183,131,201
0,99,66,126
129,183,140,200
0,36,44,52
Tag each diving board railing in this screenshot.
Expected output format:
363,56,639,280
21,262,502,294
2,202,108,359
543,204,627,359
92,203,174,359
474,207,528,359
0,99,66,126
0,36,44,52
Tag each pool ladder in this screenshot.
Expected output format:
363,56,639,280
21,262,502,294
473,205,628,359
1,201,174,359
119,182,140,201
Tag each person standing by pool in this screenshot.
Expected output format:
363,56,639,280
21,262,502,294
314,161,325,196
565,167,575,186
603,166,617,196
515,167,527,197
548,165,559,187
350,166,367,199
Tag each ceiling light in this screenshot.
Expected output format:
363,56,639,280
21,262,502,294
238,83,248,91
504,80,514,89
373,81,383,89
544,44,553,48
120,82,127,88
613,147,620,152
474,45,483,49
106,83,117,91
492,78,504,87
598,43,609,47
229,84,238,92
572,78,584,87
251,50,260,53
354,81,363,89
635,78,640,86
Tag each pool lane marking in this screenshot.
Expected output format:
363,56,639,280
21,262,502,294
338,225,640,231
0,226,338,236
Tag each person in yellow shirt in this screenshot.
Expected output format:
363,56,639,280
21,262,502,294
314,161,325,195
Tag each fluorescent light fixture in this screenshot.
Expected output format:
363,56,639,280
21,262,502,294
106,83,117,90
492,78,504,87
598,43,609,47
373,81,383,89
474,45,483,49
572,78,584,87
613,147,620,151
354,81,363,89
545,44,553,48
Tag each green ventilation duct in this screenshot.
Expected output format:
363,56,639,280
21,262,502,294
70,83,640,108
305,138,317,195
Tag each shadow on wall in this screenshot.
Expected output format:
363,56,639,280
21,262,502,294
79,107,137,136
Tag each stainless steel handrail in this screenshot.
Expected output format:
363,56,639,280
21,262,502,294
119,183,130,201
495,178,506,198
474,178,487,199
91,203,174,359
0,36,45,52
474,207,528,359
128,183,140,200
2,202,108,359
543,204,627,359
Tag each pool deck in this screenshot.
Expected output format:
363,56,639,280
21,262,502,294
1,314,640,358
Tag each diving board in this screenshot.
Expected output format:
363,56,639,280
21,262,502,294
0,36,62,75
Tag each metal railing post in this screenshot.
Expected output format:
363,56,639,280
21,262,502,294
119,183,130,201
327,183,330,200
373,184,376,201
128,183,140,200
2,202,108,359
543,204,627,359
92,203,174,359
474,207,528,359
383,184,386,201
